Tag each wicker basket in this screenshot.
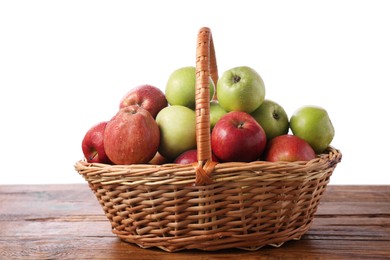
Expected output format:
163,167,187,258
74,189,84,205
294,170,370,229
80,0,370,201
75,27,342,252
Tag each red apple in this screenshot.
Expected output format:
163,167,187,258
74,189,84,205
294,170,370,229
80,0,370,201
211,111,267,162
264,134,316,162
104,105,160,164
119,84,168,118
174,149,219,164
82,121,112,164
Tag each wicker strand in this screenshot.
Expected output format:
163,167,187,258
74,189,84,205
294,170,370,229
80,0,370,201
193,161,218,185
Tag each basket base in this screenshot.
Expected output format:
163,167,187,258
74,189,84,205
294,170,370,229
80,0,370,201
114,222,311,252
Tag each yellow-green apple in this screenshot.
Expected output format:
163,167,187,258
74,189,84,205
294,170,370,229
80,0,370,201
104,105,160,164
290,106,334,153
264,134,316,162
217,66,265,113
210,100,227,130
156,105,196,160
119,84,168,118
165,66,214,109
81,121,112,164
250,99,289,140
211,111,267,162
174,149,219,164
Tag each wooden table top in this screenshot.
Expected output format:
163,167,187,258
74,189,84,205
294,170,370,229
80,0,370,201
0,184,389,259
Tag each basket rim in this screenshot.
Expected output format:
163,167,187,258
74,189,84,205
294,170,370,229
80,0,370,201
75,146,341,186
76,146,340,168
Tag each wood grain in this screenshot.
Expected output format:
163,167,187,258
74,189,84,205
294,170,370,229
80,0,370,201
1,184,389,259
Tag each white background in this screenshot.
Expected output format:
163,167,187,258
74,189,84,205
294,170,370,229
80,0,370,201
1,0,389,185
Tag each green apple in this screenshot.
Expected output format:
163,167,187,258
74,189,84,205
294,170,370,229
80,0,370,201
155,105,197,160
290,105,335,154
165,66,215,109
251,99,289,140
210,100,227,130
217,66,265,113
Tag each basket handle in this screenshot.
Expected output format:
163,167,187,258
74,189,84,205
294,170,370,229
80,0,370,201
193,27,218,186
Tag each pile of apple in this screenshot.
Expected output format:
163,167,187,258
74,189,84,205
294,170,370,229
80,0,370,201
82,66,335,165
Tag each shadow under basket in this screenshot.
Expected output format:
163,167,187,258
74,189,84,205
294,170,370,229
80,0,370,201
74,27,342,252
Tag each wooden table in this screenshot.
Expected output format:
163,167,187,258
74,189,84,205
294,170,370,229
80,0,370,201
1,184,389,259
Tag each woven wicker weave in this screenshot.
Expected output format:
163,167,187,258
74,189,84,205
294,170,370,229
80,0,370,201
75,27,342,252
